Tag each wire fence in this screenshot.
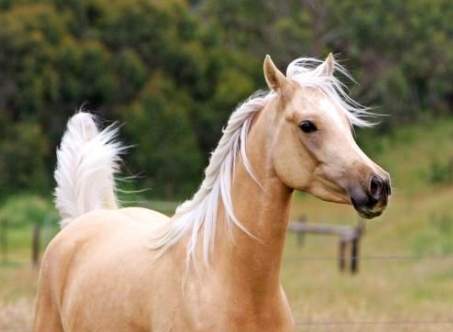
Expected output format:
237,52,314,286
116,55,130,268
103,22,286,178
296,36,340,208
294,320,453,330
5,320,450,329
6,320,453,331
284,253,453,261
3,321,453,331
295,320,453,326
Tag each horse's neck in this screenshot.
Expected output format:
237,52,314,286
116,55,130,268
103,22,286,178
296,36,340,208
215,100,293,296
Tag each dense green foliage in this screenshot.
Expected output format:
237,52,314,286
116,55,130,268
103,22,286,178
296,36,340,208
0,0,452,200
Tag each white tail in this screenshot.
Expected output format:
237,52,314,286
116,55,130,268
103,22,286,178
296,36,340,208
54,112,123,228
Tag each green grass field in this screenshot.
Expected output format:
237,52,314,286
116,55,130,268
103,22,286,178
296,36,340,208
1,117,453,331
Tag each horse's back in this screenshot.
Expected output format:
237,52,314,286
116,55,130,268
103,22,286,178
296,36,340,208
35,208,172,331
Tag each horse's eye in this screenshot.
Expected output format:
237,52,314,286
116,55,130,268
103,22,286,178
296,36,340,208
299,120,317,133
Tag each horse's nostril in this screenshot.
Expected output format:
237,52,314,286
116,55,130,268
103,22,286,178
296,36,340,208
369,175,383,200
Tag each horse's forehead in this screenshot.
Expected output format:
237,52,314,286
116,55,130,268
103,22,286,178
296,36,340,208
317,98,349,128
290,88,350,129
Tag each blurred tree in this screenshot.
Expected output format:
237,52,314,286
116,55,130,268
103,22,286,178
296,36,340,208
0,114,49,197
198,0,314,64
1,0,453,201
324,0,453,124
0,0,256,200
121,73,203,199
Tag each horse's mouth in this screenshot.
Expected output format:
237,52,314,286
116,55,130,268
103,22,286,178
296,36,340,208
356,208,382,219
351,197,385,219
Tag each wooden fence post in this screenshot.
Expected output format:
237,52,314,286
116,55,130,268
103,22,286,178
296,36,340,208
296,215,306,246
339,239,347,272
1,218,7,264
350,235,360,274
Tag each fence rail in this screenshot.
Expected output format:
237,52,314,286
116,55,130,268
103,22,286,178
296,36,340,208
295,320,453,326
288,217,364,273
283,253,453,261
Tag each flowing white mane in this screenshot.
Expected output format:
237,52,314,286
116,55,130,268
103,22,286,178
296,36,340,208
149,57,371,265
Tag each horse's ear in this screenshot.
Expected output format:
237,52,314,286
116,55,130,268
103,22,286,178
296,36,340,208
319,53,335,77
264,55,288,91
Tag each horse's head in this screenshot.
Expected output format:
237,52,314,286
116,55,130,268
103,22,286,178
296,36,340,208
263,54,391,219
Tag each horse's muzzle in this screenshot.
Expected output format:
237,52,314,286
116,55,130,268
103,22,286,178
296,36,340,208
350,174,391,219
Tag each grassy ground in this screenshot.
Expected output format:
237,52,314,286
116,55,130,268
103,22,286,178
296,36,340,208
1,117,453,331
0,263,36,330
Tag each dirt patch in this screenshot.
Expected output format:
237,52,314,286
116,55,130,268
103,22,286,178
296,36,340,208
0,297,33,330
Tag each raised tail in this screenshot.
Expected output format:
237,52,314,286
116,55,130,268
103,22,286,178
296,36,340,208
54,112,124,228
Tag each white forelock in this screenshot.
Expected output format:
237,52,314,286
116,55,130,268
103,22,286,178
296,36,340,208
286,56,374,128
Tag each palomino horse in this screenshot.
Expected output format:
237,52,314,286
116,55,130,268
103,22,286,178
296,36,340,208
35,54,391,331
